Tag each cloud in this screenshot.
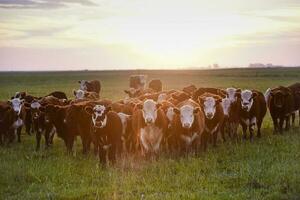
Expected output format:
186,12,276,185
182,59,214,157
0,0,96,9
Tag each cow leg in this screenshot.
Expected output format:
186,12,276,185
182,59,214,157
285,115,290,131
212,132,218,147
291,112,295,126
271,115,278,134
220,124,226,142
201,132,208,152
17,127,22,143
36,131,42,151
256,119,262,138
99,148,106,164
241,124,247,140
108,145,117,164
279,117,284,134
66,136,74,153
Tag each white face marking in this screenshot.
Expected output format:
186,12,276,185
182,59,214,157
226,88,237,102
241,90,253,112
166,107,174,122
92,105,107,128
140,125,163,153
10,98,24,115
79,80,88,91
203,97,217,119
157,93,167,103
31,102,41,109
221,98,231,116
142,99,158,124
179,105,195,129
264,88,271,103
118,112,130,135
74,89,85,99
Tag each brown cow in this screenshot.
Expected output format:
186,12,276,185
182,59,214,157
192,87,226,102
0,102,15,145
182,85,197,96
198,93,224,149
264,86,294,133
79,80,101,94
287,83,300,125
173,99,205,153
236,90,267,140
132,99,168,157
85,104,122,164
148,79,162,92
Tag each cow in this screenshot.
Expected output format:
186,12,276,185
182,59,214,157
288,83,300,126
132,99,168,157
0,102,15,145
220,97,240,139
172,99,205,153
73,89,99,100
79,80,101,94
148,79,162,92
46,91,68,100
124,88,155,98
198,93,224,148
192,87,226,102
169,91,191,105
182,85,197,96
85,104,122,164
117,112,133,153
28,101,56,150
236,90,267,140
129,75,146,90
264,86,294,134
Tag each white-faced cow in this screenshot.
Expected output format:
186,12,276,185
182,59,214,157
198,93,224,149
79,80,101,94
173,99,205,153
9,98,26,143
132,99,168,157
85,104,122,164
236,90,267,140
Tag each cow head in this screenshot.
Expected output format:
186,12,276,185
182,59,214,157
199,96,221,119
166,107,175,123
78,80,88,91
271,90,288,108
137,99,161,124
43,104,67,124
221,97,231,117
73,89,85,100
239,90,257,111
174,105,200,129
30,101,42,120
9,98,24,116
157,93,167,103
226,88,238,102
85,105,111,129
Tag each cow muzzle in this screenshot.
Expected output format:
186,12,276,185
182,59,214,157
206,112,214,119
183,123,191,129
145,117,154,124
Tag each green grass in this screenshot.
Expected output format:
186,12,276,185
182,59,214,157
0,68,300,199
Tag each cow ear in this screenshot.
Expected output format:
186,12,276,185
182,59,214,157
156,103,162,109
216,98,222,104
235,92,241,98
193,107,200,114
173,107,180,114
136,103,143,109
106,106,112,113
39,106,45,112
252,92,258,99
85,106,94,115
24,102,31,108
124,90,130,95
73,90,77,96
197,97,205,105
78,80,81,83
236,88,241,93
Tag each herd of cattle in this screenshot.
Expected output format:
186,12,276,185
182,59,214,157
0,75,300,164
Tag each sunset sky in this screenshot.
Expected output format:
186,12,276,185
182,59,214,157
0,0,300,70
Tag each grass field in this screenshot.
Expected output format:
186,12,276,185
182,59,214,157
0,68,300,199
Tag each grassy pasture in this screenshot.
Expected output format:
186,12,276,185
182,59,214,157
0,68,300,199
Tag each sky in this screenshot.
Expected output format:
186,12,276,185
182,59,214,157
0,0,300,71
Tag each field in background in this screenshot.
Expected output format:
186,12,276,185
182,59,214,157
0,68,300,199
